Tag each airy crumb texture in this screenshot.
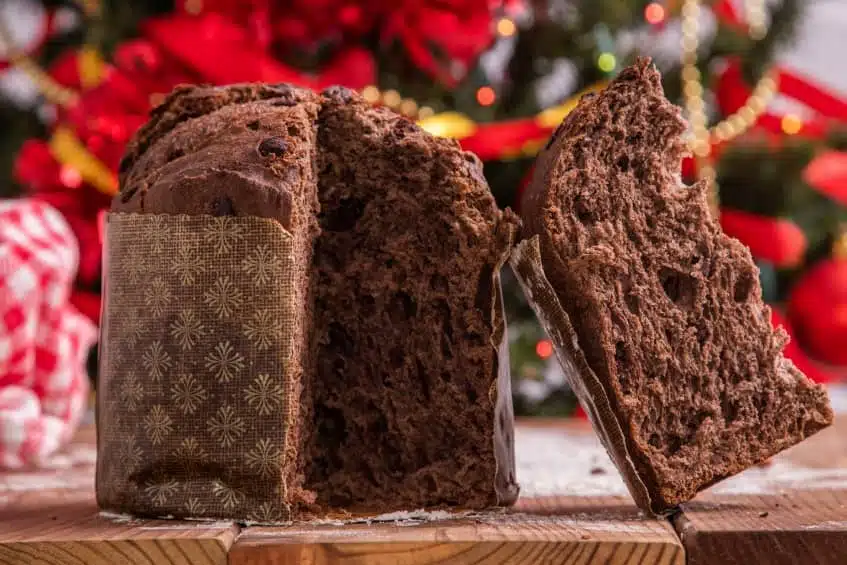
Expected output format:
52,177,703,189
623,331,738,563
520,58,833,512
310,89,518,512
113,83,518,518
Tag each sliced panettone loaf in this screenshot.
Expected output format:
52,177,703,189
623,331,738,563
106,83,519,520
515,59,833,515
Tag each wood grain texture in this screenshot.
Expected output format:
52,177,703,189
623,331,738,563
4,413,847,565
0,497,238,565
674,490,847,565
0,496,238,565
230,497,684,565
0,424,237,565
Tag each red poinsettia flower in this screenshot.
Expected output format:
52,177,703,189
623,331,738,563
382,0,496,85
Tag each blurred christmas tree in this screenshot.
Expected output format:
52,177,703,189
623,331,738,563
2,0,845,415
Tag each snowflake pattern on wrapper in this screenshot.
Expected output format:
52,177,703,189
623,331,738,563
97,214,298,522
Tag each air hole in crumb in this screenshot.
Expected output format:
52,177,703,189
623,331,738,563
474,265,494,311
435,300,452,340
722,398,739,422
734,272,754,302
467,386,478,404
696,323,710,347
316,405,347,455
646,216,657,229
389,347,404,368
361,295,376,316
166,147,185,162
667,436,683,456
659,268,696,309
324,197,365,232
246,120,260,131
430,274,448,293
416,359,431,401
287,124,299,136
574,198,594,224
624,293,639,314
423,475,437,492
441,333,453,359
616,155,630,172
389,292,416,323
614,341,627,365
328,323,354,356
648,433,661,449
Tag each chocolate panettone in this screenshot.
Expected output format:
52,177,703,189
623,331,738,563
513,59,832,515
101,82,519,521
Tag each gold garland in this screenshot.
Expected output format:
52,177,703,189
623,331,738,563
4,1,779,203
681,0,777,199
835,225,847,260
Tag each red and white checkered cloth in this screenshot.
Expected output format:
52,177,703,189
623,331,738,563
0,199,97,468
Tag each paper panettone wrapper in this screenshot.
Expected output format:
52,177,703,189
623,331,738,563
509,236,655,514
96,213,301,523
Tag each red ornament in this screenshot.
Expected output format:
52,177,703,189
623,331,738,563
788,258,847,366
803,151,847,206
719,208,807,268
770,309,833,383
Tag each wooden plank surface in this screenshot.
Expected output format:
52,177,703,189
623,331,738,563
230,497,683,565
0,497,238,565
673,419,847,565
0,423,238,565
2,408,847,565
674,490,847,565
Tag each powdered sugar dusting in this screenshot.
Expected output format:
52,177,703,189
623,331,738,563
515,418,847,499
98,511,144,524
0,471,91,492
516,427,629,498
37,443,98,469
712,462,847,495
295,508,472,527
366,509,458,523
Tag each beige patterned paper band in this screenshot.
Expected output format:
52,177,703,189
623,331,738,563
96,213,298,523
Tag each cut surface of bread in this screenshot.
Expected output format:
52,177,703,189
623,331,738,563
311,89,518,511
113,83,519,519
517,59,833,514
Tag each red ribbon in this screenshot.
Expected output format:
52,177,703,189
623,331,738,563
716,60,846,141
803,150,847,206
719,208,807,268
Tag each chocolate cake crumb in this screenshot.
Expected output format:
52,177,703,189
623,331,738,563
518,58,833,514
113,82,518,519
